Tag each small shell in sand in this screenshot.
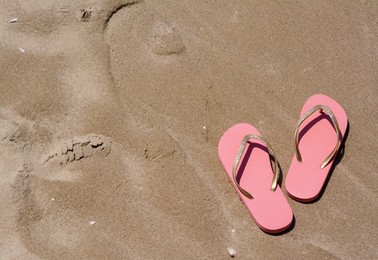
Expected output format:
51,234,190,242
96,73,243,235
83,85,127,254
227,247,237,257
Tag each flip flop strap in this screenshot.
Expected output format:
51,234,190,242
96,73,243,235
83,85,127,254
294,105,341,169
232,134,279,200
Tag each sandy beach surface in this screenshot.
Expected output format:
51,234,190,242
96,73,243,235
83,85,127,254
0,0,377,259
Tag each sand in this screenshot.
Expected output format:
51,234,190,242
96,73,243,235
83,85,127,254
0,0,377,259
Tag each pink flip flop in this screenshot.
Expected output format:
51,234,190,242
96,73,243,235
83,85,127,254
286,94,348,202
218,123,293,234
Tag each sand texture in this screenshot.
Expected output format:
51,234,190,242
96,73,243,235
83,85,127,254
0,0,377,259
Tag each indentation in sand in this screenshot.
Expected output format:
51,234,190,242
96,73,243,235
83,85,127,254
79,8,93,22
43,134,112,164
12,172,43,232
12,171,88,257
150,22,185,56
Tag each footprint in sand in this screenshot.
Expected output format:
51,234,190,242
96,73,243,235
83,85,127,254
11,144,129,258
10,124,226,258
42,134,112,165
2,1,229,258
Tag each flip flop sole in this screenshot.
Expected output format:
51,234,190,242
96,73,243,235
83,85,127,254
286,94,348,202
218,123,293,234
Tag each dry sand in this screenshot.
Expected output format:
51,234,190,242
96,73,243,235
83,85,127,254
0,0,377,259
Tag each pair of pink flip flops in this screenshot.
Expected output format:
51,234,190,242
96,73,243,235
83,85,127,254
218,94,348,234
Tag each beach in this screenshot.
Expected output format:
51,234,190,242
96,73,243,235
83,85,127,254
0,0,377,259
